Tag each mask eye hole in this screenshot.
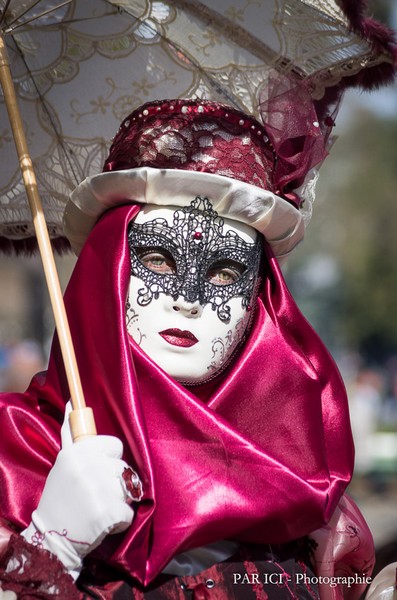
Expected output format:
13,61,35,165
206,260,246,286
135,247,177,275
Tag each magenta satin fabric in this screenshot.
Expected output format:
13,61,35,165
0,205,354,585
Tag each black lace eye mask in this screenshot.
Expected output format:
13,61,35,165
127,197,262,323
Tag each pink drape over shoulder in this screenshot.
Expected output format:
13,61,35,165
0,205,354,585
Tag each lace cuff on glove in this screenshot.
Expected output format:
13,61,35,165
0,534,79,599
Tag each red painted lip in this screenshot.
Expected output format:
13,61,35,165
159,328,198,347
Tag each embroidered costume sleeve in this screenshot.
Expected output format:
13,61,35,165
0,534,79,599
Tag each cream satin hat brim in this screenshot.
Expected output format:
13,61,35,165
64,167,304,262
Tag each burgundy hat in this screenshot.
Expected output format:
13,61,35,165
64,95,332,260
104,100,282,202
103,93,334,207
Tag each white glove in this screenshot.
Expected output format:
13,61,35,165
22,403,140,579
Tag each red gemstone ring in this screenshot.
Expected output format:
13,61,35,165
121,467,143,503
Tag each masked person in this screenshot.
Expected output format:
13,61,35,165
0,97,378,599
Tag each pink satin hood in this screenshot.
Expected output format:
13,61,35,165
0,205,354,585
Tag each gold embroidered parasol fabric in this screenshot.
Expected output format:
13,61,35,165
0,0,395,249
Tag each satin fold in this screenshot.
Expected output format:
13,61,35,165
0,205,354,585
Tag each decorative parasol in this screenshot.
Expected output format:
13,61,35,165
1,0,396,248
0,0,396,437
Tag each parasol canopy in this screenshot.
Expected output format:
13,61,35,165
0,0,396,252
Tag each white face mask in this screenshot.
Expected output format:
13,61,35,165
126,198,261,384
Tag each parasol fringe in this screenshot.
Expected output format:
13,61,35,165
0,235,71,255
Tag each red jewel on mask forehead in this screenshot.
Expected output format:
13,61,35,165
193,231,203,240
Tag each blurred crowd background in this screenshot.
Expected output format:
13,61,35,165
1,0,396,581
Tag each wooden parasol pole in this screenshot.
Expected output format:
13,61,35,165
0,32,96,441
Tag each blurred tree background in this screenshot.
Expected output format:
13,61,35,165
286,108,397,367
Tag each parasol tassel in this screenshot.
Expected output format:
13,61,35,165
0,31,96,442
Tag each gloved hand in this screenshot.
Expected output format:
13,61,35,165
22,403,141,579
